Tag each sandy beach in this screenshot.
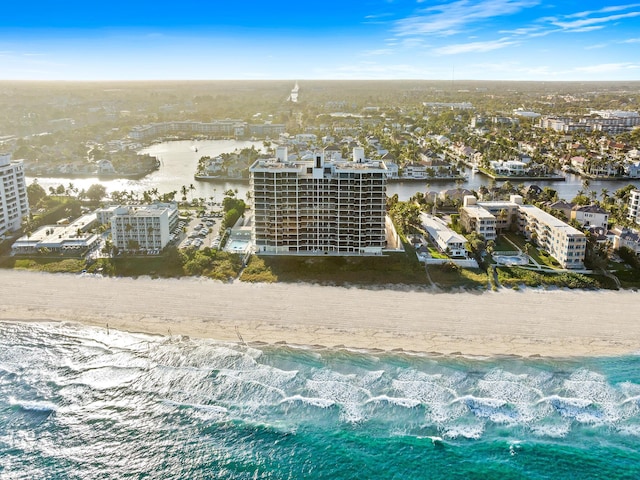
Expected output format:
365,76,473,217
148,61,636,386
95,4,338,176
1,270,639,357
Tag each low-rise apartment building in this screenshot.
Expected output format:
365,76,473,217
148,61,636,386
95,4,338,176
462,195,586,269
518,204,586,269
107,203,179,252
12,213,99,255
460,197,497,240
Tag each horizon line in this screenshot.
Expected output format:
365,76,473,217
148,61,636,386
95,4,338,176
2,78,640,83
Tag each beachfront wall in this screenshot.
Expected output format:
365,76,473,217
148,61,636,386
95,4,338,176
250,150,388,255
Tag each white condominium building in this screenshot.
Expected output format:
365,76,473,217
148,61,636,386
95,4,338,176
250,148,388,255
629,190,640,224
518,204,586,269
108,203,178,251
0,153,29,237
462,195,586,269
460,197,497,240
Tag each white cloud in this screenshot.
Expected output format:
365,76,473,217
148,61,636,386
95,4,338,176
585,43,609,50
551,11,640,30
498,27,541,35
434,38,518,54
394,0,540,36
565,3,640,18
398,37,427,48
362,49,394,56
620,37,640,43
566,26,606,33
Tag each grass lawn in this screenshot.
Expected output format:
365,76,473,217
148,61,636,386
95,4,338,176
496,266,604,289
256,251,431,286
492,235,517,252
108,255,184,278
3,256,86,273
609,262,640,289
502,232,560,269
426,244,448,259
426,263,489,290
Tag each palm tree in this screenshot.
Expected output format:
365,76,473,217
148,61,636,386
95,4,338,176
498,208,508,233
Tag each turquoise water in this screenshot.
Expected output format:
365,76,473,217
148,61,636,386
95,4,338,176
1,321,640,479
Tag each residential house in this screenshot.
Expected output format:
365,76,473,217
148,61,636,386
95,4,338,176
419,213,468,257
489,160,527,176
402,162,428,179
571,204,609,229
610,226,640,255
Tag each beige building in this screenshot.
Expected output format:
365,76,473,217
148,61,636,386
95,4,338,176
460,197,497,240
518,204,586,268
462,195,586,269
250,148,388,255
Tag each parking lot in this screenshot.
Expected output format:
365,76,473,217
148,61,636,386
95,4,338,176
175,211,224,251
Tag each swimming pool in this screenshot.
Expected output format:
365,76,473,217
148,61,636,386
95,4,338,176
225,239,251,254
493,254,529,266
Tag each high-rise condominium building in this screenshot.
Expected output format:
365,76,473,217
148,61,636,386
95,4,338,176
250,148,388,255
0,153,29,237
628,190,640,224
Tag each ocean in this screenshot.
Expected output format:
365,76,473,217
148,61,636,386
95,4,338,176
1,321,639,479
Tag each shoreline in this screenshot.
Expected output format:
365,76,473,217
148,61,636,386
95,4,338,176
1,270,639,357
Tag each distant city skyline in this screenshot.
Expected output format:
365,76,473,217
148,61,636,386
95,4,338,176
1,0,639,81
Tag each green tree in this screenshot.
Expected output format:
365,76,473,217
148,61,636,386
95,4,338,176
27,181,47,207
86,184,107,204
389,201,420,236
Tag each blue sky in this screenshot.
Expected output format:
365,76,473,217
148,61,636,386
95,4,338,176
1,0,639,81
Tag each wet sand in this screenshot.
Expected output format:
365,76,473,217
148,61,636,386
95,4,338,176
1,270,639,357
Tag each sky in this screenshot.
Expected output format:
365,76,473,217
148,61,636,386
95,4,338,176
1,0,639,81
